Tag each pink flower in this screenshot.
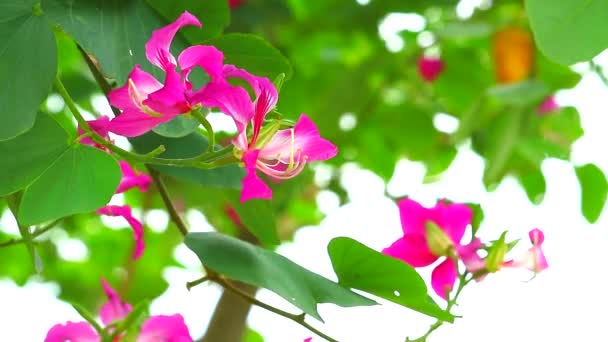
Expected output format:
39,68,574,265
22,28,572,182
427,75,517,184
504,228,548,274
383,199,481,299
418,57,444,82
107,12,225,137
198,65,337,202
116,161,152,194
97,205,145,259
78,116,111,150
538,96,559,115
45,280,193,342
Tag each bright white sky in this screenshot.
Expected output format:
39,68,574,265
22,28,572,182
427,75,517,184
2,3,608,341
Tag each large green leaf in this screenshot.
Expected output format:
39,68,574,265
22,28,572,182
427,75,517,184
0,115,69,196
146,0,229,43
328,237,453,322
0,0,57,140
231,199,280,248
185,232,376,320
18,145,121,225
575,164,608,223
130,131,243,188
483,110,525,188
526,0,608,65
43,0,177,83
207,33,293,80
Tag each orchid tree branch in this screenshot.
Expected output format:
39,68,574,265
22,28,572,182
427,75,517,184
191,109,215,153
0,219,62,248
148,168,189,236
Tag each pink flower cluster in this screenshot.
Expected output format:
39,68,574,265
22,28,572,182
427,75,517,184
383,198,548,300
45,279,192,342
96,12,336,203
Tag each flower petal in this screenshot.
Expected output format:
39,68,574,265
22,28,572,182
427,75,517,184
108,109,174,137
145,11,201,70
241,150,272,202
382,235,437,268
79,116,111,148
418,57,444,82
44,322,99,342
258,114,338,163
97,205,145,259
116,161,152,194
108,65,163,112
178,45,225,83
433,201,472,244
457,238,486,274
99,278,132,325
143,67,191,115
397,198,434,236
193,81,253,135
529,228,545,245
431,258,457,300
137,314,193,342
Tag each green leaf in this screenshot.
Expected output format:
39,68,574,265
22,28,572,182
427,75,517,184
19,145,121,225
231,199,280,247
486,80,550,107
0,0,57,140
526,0,608,65
575,164,608,223
185,232,376,320
518,169,546,205
244,328,265,342
483,110,525,188
43,0,177,83
0,115,70,196
466,203,484,236
328,237,453,322
130,131,243,189
146,0,229,42
153,115,200,138
206,33,293,80
485,231,507,273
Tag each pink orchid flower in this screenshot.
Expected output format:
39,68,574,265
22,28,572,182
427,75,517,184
197,65,337,202
96,205,145,260
45,280,193,342
116,161,152,194
107,12,225,137
537,96,559,115
418,56,444,82
78,116,111,150
504,228,548,274
383,198,483,300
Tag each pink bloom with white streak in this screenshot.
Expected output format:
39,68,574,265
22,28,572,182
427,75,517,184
383,198,483,299
97,206,145,260
45,280,193,342
538,96,559,115
107,12,225,137
504,228,548,274
116,161,152,194
198,65,337,202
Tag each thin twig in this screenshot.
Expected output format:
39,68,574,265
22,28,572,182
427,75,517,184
0,219,62,248
148,168,189,236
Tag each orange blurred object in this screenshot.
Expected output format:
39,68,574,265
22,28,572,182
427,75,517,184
492,26,534,84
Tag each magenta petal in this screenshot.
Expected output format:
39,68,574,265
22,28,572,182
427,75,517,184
431,258,457,300
538,96,559,115
258,114,338,163
240,150,272,202
397,198,434,236
44,322,99,342
529,228,545,245
457,239,485,273
79,116,111,148
108,109,174,137
97,205,145,259
143,67,191,115
178,45,225,83
418,57,444,82
116,161,152,194
138,314,193,342
145,11,201,70
382,236,437,267
434,201,472,244
99,278,132,325
108,65,163,112
193,81,254,134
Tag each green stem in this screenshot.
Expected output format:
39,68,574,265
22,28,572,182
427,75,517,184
590,61,608,87
191,110,215,153
0,219,62,248
149,168,189,236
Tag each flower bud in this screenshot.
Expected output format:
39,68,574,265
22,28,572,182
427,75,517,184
425,221,453,257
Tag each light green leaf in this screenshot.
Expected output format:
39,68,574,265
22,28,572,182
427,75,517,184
153,115,200,138
328,237,453,322
207,33,293,80
0,0,57,140
486,80,549,107
526,0,608,65
518,170,546,205
0,115,69,196
185,232,376,321
19,145,121,225
483,110,524,188
575,164,608,223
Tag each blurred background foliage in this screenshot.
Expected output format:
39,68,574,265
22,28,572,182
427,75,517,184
0,0,605,329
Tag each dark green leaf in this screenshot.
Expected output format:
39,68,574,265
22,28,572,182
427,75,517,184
206,33,293,80
518,170,546,205
153,115,200,138
0,115,69,196
130,132,243,189
575,164,608,223
231,199,280,247
328,237,453,322
0,0,57,140
185,232,376,320
19,145,121,225
526,0,608,64
146,0,229,42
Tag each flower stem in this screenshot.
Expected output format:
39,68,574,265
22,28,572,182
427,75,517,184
191,109,215,153
0,219,62,248
149,168,189,236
